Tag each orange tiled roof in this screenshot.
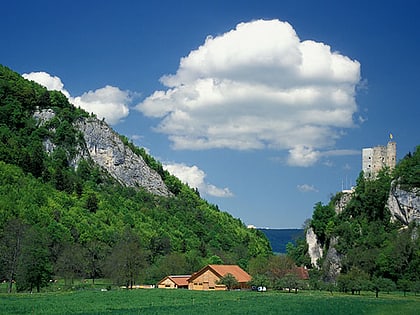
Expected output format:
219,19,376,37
158,275,191,287
169,275,191,286
290,267,309,280
189,265,251,283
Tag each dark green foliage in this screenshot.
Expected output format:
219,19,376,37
54,243,88,285
393,145,420,193
286,238,311,268
279,273,303,293
104,230,150,288
217,273,239,290
0,65,271,290
0,218,27,293
16,226,52,292
310,202,336,245
248,254,296,289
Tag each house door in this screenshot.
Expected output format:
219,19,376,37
203,282,209,290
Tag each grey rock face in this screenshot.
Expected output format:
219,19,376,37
33,109,172,197
75,118,172,197
322,238,342,282
33,108,56,125
334,190,354,214
388,184,420,225
306,227,323,268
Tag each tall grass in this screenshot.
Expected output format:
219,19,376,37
0,289,418,314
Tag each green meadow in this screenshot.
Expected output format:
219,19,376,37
0,289,418,315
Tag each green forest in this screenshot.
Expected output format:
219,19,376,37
0,65,271,292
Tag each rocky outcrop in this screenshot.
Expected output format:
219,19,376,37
334,190,354,214
34,109,172,197
306,227,323,268
388,184,420,225
322,238,342,282
75,118,172,197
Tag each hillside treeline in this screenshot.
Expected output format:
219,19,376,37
0,65,271,292
288,146,420,295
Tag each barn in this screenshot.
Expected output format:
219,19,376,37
188,264,251,291
157,275,191,289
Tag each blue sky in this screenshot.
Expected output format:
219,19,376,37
2,0,419,228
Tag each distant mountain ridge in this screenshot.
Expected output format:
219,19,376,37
258,228,304,253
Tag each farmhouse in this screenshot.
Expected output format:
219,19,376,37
188,264,251,291
157,275,191,289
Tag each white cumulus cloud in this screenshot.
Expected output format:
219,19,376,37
23,72,70,98
72,86,130,125
163,162,233,197
297,184,319,193
22,72,130,125
136,19,361,166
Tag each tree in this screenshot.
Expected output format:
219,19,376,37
104,231,149,289
248,255,269,276
16,226,52,292
152,253,188,282
370,277,393,298
85,240,107,285
412,280,420,296
207,255,223,265
341,267,370,295
217,273,239,290
280,273,301,293
0,218,27,293
266,255,295,285
85,193,99,213
286,238,311,268
310,202,336,245
397,279,412,297
249,274,270,289
55,243,88,286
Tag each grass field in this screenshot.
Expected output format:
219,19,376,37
0,288,418,315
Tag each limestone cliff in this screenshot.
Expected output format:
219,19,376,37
306,227,323,267
321,237,342,282
34,109,171,197
75,118,172,197
388,184,420,225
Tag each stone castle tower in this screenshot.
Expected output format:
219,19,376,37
362,136,396,179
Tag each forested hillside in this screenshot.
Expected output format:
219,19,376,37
0,65,271,292
288,146,420,293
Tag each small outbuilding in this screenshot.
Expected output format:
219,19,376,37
290,266,309,280
188,264,251,291
157,275,191,289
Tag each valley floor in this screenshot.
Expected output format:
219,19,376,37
0,287,418,315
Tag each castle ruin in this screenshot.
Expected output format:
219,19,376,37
362,137,396,179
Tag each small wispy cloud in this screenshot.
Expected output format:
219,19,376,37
297,184,319,193
343,163,351,170
322,149,360,157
